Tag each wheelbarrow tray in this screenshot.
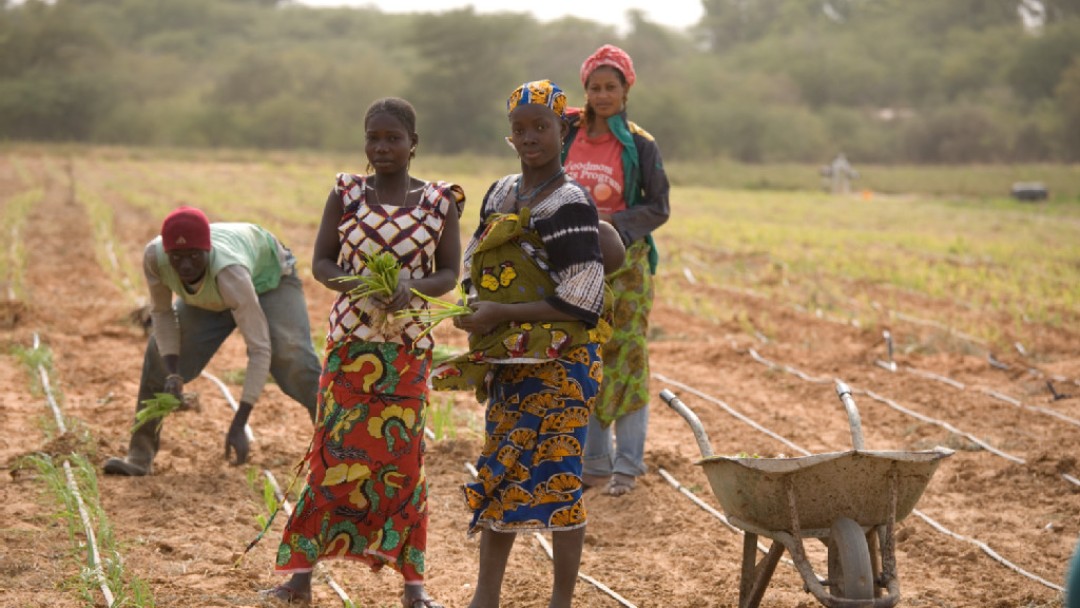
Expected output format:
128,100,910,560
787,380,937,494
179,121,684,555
696,448,952,533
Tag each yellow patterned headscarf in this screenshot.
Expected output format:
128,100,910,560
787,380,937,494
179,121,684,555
506,79,567,117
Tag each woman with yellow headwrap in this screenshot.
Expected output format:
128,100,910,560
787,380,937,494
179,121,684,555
432,79,607,608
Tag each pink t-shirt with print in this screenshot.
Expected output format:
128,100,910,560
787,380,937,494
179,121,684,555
565,129,626,215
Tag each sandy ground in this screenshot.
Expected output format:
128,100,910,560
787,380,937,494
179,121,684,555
1,155,1077,607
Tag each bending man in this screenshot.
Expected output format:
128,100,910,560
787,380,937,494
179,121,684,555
104,206,318,476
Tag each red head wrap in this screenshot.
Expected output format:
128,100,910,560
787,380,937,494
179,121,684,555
161,206,211,251
580,44,636,89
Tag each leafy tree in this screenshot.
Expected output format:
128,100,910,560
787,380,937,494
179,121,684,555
700,0,785,52
1007,20,1080,102
1,0,1078,163
405,8,530,154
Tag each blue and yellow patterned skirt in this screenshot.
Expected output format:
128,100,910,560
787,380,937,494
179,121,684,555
463,343,602,535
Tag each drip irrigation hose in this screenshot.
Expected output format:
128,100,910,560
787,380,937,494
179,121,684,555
653,372,811,457
748,347,1080,488
872,335,1080,429
31,334,117,607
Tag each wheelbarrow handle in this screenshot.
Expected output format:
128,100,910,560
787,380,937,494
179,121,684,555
659,389,715,458
834,380,866,451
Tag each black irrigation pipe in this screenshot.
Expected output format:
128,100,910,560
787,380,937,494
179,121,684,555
746,347,1080,489
200,370,354,607
875,332,1080,431
659,362,1066,592
462,462,637,608
746,349,1036,467
677,263,1079,390
30,334,117,607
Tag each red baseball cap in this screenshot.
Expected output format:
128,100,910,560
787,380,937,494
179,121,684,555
161,206,211,251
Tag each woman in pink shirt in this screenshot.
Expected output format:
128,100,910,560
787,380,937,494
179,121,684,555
562,44,671,497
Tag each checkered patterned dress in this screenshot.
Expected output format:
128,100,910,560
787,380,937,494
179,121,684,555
326,173,464,349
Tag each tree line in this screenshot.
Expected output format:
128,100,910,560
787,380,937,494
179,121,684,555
2,0,1079,163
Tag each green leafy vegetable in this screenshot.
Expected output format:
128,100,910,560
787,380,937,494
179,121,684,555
133,392,182,432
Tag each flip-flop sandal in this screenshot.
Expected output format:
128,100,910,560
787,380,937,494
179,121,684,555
604,473,636,497
259,584,312,606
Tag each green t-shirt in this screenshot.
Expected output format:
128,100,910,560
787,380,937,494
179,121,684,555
152,223,285,312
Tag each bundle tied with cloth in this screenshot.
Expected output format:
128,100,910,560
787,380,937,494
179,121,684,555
430,206,613,401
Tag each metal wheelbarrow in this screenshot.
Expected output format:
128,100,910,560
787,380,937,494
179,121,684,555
659,382,952,608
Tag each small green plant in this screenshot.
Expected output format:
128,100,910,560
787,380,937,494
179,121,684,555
732,452,764,458
428,398,457,440
11,343,52,371
29,454,155,607
132,393,182,432
256,476,280,530
220,368,246,386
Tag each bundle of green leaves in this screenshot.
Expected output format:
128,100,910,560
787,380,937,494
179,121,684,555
333,251,400,300
133,392,182,432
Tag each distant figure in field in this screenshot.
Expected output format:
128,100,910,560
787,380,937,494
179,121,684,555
821,152,859,194
103,206,319,476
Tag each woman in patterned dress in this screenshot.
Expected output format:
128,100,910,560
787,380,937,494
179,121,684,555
262,97,463,608
432,80,606,608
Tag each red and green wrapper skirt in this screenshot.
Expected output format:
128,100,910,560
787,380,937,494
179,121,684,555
275,340,431,582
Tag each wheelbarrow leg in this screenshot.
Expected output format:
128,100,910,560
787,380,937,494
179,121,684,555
868,526,882,598
739,532,784,608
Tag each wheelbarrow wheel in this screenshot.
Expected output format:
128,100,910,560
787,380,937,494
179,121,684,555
827,517,874,600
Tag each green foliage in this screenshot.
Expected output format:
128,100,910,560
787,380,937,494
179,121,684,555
0,186,40,301
333,251,400,300
259,476,280,526
11,343,52,392
1007,20,1080,102
405,8,533,155
1055,57,1080,161
659,185,1080,345
133,393,182,433
2,0,1079,162
428,398,457,440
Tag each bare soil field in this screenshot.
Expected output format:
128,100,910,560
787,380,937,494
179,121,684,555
2,153,1077,607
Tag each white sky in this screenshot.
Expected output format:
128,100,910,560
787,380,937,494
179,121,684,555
292,0,704,32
